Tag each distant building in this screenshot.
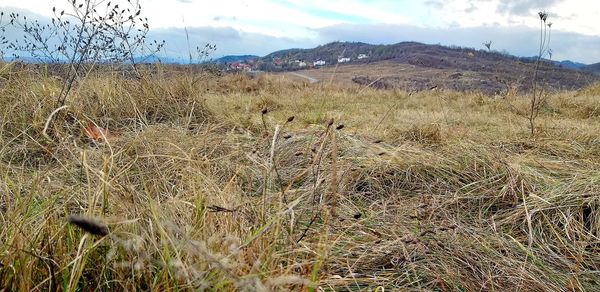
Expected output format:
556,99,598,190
337,57,351,63
294,60,307,67
229,62,253,72
313,60,326,66
357,54,369,60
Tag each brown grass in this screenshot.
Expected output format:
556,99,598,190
1,63,600,290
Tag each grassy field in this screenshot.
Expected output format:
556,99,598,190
285,61,468,88
2,62,600,291
284,59,599,94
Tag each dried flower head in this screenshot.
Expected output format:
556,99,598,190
287,116,295,122
68,215,109,236
538,11,548,22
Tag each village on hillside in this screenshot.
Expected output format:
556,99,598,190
225,53,370,72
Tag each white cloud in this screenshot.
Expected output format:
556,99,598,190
429,0,600,36
2,0,598,36
1,0,599,62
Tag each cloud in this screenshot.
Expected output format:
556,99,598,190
496,0,564,16
464,4,478,13
424,0,445,9
148,26,319,60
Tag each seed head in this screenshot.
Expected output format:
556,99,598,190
326,118,334,126
261,107,268,115
287,116,295,122
68,215,109,236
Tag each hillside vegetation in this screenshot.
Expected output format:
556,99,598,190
583,62,600,74
260,42,599,94
2,62,600,290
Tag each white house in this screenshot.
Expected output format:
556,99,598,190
357,54,369,60
337,57,351,63
294,60,307,67
313,60,326,66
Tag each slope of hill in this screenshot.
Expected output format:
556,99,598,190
264,41,599,93
553,60,587,70
211,55,259,64
134,55,182,64
583,62,600,74
519,57,588,70
262,42,374,64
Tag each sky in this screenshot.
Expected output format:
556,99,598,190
1,0,599,63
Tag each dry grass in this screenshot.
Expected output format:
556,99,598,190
1,63,600,291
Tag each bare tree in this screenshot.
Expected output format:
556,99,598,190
2,0,164,106
483,40,492,51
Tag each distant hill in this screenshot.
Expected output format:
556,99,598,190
261,41,599,93
132,55,260,65
520,57,587,70
259,41,591,72
553,60,588,70
133,55,260,65
3,56,48,63
583,63,600,74
134,55,183,64
210,55,259,64
259,42,376,70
